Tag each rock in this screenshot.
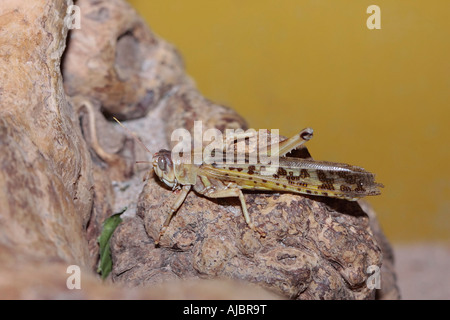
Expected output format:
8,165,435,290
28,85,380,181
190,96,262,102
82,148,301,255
120,175,382,299
63,0,190,120
361,201,401,299
0,243,279,299
0,0,93,267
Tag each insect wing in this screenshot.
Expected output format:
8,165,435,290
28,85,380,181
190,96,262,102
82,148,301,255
201,157,383,200
276,157,384,198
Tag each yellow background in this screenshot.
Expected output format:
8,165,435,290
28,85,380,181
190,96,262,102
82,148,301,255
128,0,450,243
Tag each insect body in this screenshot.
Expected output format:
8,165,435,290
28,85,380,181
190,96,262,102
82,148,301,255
151,128,383,244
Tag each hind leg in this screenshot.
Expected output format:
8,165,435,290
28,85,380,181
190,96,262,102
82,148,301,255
268,127,314,157
202,186,266,237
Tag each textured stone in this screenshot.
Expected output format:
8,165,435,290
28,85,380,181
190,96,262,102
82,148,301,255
63,0,190,120
0,0,93,267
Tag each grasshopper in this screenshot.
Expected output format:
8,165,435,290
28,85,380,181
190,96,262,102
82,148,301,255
115,119,383,244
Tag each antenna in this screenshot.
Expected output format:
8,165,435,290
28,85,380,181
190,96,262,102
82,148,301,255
113,117,152,154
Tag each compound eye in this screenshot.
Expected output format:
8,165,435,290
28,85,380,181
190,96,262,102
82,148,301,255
157,156,167,171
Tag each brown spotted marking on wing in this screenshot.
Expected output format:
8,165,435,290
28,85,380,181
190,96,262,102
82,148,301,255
200,157,383,200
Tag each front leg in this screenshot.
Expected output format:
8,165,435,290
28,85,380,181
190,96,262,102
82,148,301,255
202,186,266,237
156,185,191,245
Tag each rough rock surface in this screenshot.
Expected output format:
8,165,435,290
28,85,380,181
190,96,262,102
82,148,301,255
0,0,94,268
0,0,400,299
63,0,189,120
115,176,384,299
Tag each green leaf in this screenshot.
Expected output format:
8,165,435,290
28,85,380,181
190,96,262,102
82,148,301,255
97,207,126,280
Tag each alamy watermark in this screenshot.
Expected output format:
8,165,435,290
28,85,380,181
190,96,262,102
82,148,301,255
66,265,81,290
366,265,381,290
62,4,381,34
64,5,81,30
367,5,381,30
170,121,280,173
